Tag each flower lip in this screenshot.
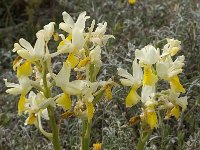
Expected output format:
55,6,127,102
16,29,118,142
135,45,160,65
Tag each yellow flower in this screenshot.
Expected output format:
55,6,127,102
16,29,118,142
170,75,185,93
67,53,79,68
125,86,140,107
57,34,73,52
17,61,32,77
87,102,95,121
23,91,57,126
77,57,90,68
18,95,27,115
93,143,102,150
144,108,157,129
128,0,136,5
89,22,115,46
143,65,158,86
25,113,37,125
165,106,180,119
118,60,143,107
140,107,158,129
56,93,72,110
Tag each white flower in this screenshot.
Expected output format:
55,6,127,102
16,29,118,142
135,45,160,65
36,22,55,42
55,61,71,87
118,59,143,87
59,11,90,50
81,82,99,102
55,61,92,95
13,43,22,52
169,91,188,111
24,92,56,125
25,91,44,113
118,60,143,107
156,55,185,79
16,36,45,61
94,22,107,35
141,85,155,103
59,12,75,33
4,77,31,95
89,45,102,67
64,80,90,95
90,22,114,46
162,38,181,57
25,91,56,118
51,34,74,57
175,96,188,111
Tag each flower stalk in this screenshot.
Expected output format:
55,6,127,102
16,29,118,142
136,130,152,150
81,119,92,150
43,61,61,150
81,120,88,149
118,39,187,150
5,11,114,150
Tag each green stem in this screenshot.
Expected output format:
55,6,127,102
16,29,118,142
47,106,61,150
81,63,95,150
81,120,88,150
37,113,53,140
43,61,61,150
82,120,92,150
136,131,152,150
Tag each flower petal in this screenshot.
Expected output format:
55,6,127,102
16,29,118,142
55,61,71,87
125,86,140,107
62,12,74,27
146,110,157,129
87,102,95,120
17,49,33,61
18,95,26,115
33,36,45,59
67,53,79,68
56,93,72,110
143,65,158,86
17,61,32,77
19,38,34,52
170,75,185,93
72,28,85,50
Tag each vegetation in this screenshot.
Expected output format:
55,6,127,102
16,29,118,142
0,0,199,149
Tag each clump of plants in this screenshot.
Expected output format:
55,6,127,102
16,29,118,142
4,11,187,150
4,11,115,150
118,38,187,149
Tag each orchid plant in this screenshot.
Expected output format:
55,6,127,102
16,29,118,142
5,11,115,150
118,38,187,149
4,10,188,150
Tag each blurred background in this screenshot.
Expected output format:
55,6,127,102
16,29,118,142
0,0,200,149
